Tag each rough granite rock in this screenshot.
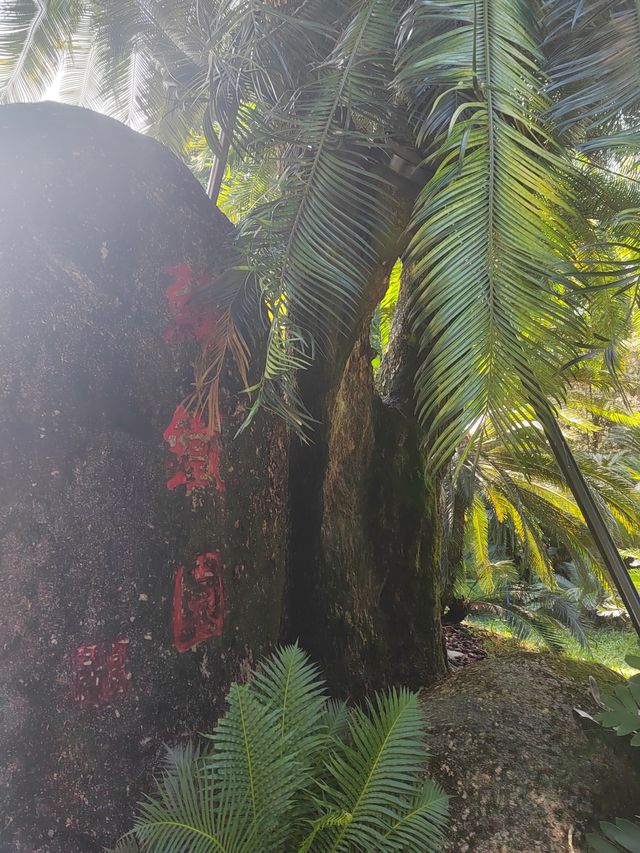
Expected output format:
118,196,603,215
0,102,287,851
423,644,640,852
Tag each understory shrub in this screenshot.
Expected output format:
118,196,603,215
112,644,449,853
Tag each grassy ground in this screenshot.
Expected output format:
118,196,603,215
467,616,640,676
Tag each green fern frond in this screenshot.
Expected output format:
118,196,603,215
308,689,447,852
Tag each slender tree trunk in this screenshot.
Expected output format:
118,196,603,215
440,462,472,619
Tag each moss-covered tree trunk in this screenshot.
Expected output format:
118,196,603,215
287,275,446,694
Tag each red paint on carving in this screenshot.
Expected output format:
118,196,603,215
173,552,224,652
163,264,218,345
163,404,225,495
72,639,130,708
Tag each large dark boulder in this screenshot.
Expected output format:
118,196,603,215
0,102,287,851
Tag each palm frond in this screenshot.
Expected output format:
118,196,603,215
463,492,516,593
478,454,556,585
478,414,640,575
240,0,399,432
55,10,105,113
528,583,589,647
217,156,281,222
94,1,211,147
132,743,233,853
396,0,582,467
545,0,640,151
470,594,578,651
188,259,256,432
0,0,84,103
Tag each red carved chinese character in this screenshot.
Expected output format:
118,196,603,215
72,639,130,708
163,264,218,345
173,552,224,652
163,405,225,495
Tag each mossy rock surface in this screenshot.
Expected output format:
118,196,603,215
423,643,640,852
0,102,287,852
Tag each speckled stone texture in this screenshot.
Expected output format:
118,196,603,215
424,646,640,852
0,102,287,851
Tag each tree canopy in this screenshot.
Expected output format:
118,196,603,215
3,0,640,616
2,0,639,467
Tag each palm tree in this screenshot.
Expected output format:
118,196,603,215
1,1,635,432
439,354,640,626
441,412,640,648
2,0,640,671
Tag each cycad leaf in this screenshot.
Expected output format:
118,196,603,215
588,817,640,852
109,834,143,853
132,743,232,853
307,689,441,852
0,0,84,103
396,0,581,467
463,493,516,593
241,0,398,432
207,682,300,850
383,779,450,851
250,643,328,763
545,0,640,150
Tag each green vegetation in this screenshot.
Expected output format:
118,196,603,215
3,1,640,847
4,5,640,610
2,2,640,464
566,629,640,678
580,655,640,851
112,645,449,853
444,391,640,658
470,617,640,677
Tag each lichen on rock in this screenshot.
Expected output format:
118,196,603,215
423,642,640,852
